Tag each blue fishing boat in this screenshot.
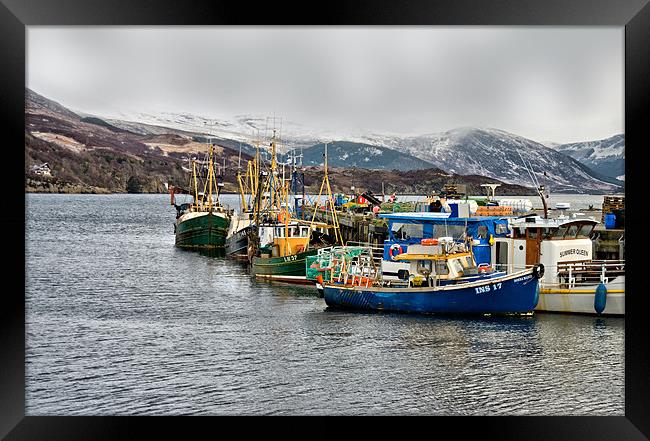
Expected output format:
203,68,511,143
315,211,542,314
321,245,543,315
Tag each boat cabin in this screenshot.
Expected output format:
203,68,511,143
378,212,511,280
392,250,482,287
259,222,312,258
492,216,598,284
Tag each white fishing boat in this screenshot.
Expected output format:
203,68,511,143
492,215,624,316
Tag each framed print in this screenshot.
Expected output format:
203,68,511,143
2,0,649,439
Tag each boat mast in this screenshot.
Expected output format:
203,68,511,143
192,159,199,211
207,143,214,212
310,141,342,245
270,129,278,212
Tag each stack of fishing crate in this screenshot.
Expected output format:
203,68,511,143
601,195,625,223
475,205,513,216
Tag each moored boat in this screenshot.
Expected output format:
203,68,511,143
496,215,624,316
225,217,254,259
320,243,543,315
175,210,230,249
169,143,231,249
225,142,261,259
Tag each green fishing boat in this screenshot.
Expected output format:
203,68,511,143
251,238,319,284
169,143,231,249
174,211,230,249
249,132,342,283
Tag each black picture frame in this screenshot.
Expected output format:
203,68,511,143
2,0,648,438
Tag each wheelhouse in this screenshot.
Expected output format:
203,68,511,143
493,216,599,282
379,212,511,265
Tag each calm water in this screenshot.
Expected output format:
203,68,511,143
25,194,624,415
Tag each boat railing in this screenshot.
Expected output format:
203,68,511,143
555,260,625,287
493,260,626,288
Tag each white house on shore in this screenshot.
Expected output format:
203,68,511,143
30,162,52,177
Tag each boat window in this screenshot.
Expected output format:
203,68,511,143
391,223,424,240
450,259,464,273
540,228,554,239
495,223,508,235
477,226,488,239
434,260,449,275
432,225,466,240
417,260,433,274
527,228,540,240
553,226,568,239
565,224,579,238
578,224,594,237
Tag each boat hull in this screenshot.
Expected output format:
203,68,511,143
252,248,318,283
537,276,624,316
323,269,540,315
225,225,253,258
175,212,230,249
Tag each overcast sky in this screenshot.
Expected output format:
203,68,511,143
27,27,623,144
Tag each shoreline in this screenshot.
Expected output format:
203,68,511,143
25,190,615,197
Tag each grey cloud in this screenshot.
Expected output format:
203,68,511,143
27,26,623,143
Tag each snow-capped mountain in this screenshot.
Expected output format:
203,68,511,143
353,127,622,193
300,141,436,171
550,134,624,180
82,108,622,193
105,112,327,152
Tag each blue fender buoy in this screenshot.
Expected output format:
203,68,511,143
533,283,540,308
594,283,607,315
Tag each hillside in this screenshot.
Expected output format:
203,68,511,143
303,167,534,196
25,88,253,193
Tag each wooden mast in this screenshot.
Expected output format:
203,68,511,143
310,142,342,245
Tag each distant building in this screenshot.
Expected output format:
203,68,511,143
30,162,52,177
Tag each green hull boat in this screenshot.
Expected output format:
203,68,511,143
175,211,230,249
252,248,318,284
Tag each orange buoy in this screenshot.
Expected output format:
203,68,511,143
278,209,289,223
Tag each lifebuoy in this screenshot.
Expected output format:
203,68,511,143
478,263,491,273
389,244,403,260
532,264,545,279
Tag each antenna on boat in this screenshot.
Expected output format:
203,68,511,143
516,149,548,219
